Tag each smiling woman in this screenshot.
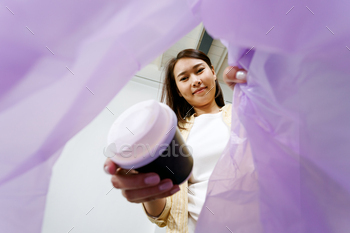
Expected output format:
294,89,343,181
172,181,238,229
160,49,226,130
136,49,244,233
103,49,247,233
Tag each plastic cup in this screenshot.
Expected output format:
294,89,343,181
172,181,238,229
104,100,193,185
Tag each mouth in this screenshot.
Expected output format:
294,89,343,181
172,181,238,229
193,87,207,95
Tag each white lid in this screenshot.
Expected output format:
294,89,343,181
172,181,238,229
104,100,177,169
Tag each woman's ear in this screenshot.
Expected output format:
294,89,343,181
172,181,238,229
211,65,217,81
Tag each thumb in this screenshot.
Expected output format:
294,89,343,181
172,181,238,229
223,66,247,85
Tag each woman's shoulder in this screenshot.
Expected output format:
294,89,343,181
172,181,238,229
178,116,194,130
222,103,232,115
223,103,232,110
222,104,232,127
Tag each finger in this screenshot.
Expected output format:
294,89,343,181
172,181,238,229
223,66,247,86
223,66,239,90
235,70,248,83
116,167,139,175
111,171,161,190
131,185,181,203
122,180,180,203
223,66,239,81
139,186,180,203
139,183,180,203
103,158,119,175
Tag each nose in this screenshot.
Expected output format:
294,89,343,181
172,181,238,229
192,76,202,87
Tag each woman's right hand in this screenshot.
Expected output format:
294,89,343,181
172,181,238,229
223,66,247,90
104,158,180,203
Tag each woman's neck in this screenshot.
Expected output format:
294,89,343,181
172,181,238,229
193,101,221,117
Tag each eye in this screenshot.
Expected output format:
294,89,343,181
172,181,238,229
197,68,204,73
180,77,188,81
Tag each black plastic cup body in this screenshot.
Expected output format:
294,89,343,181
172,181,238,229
134,127,193,185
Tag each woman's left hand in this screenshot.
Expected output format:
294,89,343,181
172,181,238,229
223,66,247,90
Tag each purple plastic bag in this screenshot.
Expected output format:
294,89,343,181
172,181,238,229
0,1,199,232
196,1,350,232
1,0,350,232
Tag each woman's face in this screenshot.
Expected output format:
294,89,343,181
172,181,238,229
173,58,217,107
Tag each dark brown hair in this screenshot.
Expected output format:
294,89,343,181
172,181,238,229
160,49,225,130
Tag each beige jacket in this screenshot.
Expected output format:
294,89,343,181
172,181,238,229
142,104,232,233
